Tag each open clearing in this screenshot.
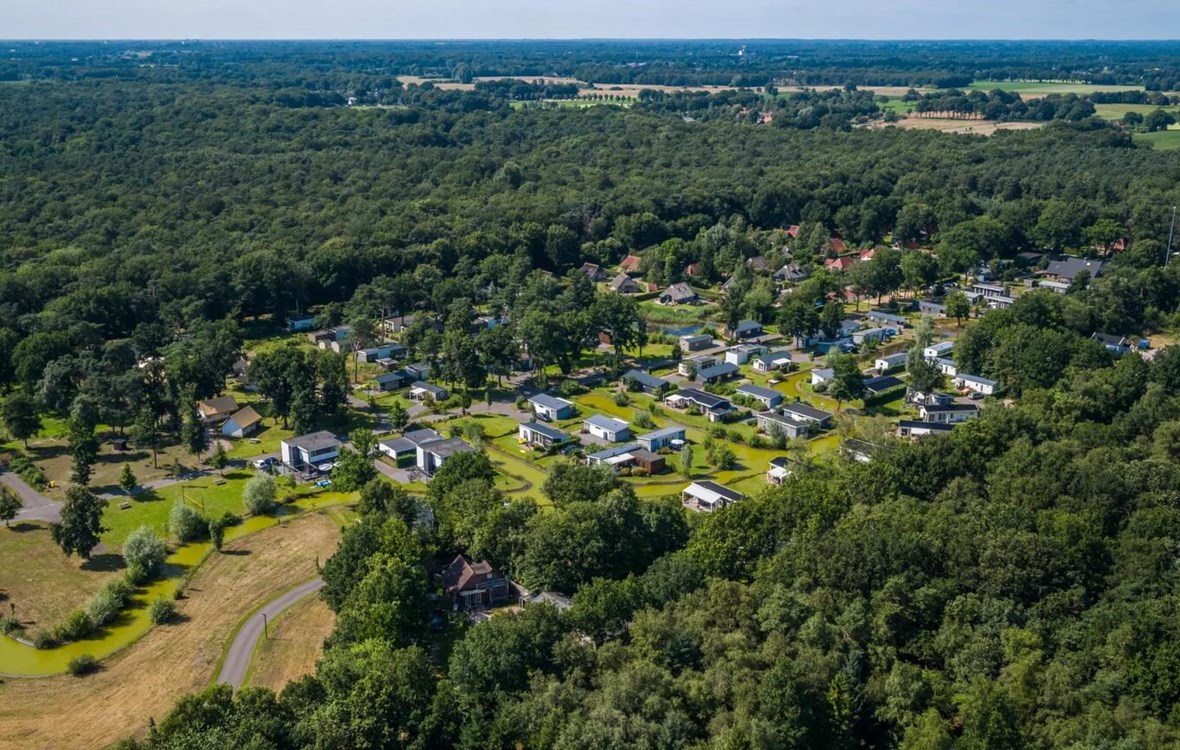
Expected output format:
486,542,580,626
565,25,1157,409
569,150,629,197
0,521,121,628
878,118,1044,136
1093,103,1180,120
1135,128,1180,150
968,80,1144,98
245,594,334,692
0,512,341,750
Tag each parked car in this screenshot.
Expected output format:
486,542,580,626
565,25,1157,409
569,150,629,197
969,391,984,400
252,457,277,469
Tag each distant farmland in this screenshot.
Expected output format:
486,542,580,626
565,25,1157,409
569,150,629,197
968,80,1144,98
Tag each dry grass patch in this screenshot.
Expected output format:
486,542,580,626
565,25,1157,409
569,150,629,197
245,595,334,693
0,512,341,750
0,521,122,629
880,118,1044,136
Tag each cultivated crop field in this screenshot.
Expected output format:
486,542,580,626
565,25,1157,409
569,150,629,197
968,80,1144,98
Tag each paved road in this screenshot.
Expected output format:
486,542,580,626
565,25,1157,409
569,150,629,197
1,469,62,523
217,577,325,690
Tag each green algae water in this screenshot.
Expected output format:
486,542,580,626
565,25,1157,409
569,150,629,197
0,497,346,677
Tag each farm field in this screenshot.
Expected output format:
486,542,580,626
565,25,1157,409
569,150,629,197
0,511,342,750
1134,128,1180,149
1092,103,1180,120
967,80,1144,97
244,594,334,692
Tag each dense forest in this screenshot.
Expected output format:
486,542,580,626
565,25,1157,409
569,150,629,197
3,42,1180,749
6,39,1180,89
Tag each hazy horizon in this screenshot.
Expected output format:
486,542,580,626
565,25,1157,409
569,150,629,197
3,0,1180,41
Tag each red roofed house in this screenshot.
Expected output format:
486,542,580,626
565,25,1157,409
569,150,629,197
786,225,801,238
619,254,643,272
685,263,703,278
825,256,857,272
829,237,847,254
443,554,513,610
858,248,877,262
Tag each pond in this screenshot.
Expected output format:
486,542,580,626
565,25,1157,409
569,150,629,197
660,324,704,337
0,496,344,677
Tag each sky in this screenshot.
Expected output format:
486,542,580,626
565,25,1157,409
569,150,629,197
2,0,1179,40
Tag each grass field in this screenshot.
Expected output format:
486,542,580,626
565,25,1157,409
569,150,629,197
1092,103,1180,120
0,512,342,750
967,80,1144,98
1134,128,1180,150
244,594,334,693
0,522,122,628
881,118,1044,136
638,300,719,326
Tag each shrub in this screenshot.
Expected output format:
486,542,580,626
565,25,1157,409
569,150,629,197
149,596,176,624
558,380,588,397
243,473,277,516
54,609,94,642
123,526,167,578
66,654,99,676
124,563,149,586
32,628,59,649
85,578,133,627
633,410,655,429
170,502,207,542
613,392,630,407
514,396,529,411
0,614,22,635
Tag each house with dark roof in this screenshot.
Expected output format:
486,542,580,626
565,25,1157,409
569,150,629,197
679,354,717,377
529,393,576,421
622,369,672,395
443,554,512,610
665,389,733,422
736,383,784,409
417,437,474,475
280,431,341,474
379,428,443,462
782,402,834,428
1092,332,1132,356
774,263,808,283
746,255,772,272
728,320,764,341
376,370,413,392
610,273,643,294
288,315,316,332
659,283,700,305
356,343,407,363
756,410,810,439
222,406,263,439
1044,256,1105,283
863,375,905,396
680,333,714,352
580,262,608,282
696,362,740,385
682,481,745,513
518,421,570,449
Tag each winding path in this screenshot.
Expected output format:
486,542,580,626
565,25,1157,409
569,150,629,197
217,577,325,690
1,468,61,523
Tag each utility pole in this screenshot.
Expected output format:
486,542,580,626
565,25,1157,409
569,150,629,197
263,613,268,640
1167,206,1178,268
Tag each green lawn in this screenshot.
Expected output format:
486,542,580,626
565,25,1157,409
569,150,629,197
967,81,1144,96
638,300,719,326
1093,103,1180,120
1134,128,1180,150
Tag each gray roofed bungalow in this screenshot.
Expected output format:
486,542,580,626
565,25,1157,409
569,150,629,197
696,361,740,385
622,369,672,394
637,425,687,452
1044,256,1105,282
782,402,834,427
529,393,576,421
583,414,631,442
280,431,342,474
865,310,908,327
659,283,699,305
756,410,810,439
665,388,733,422
735,383,784,409
519,421,570,448
863,375,905,395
